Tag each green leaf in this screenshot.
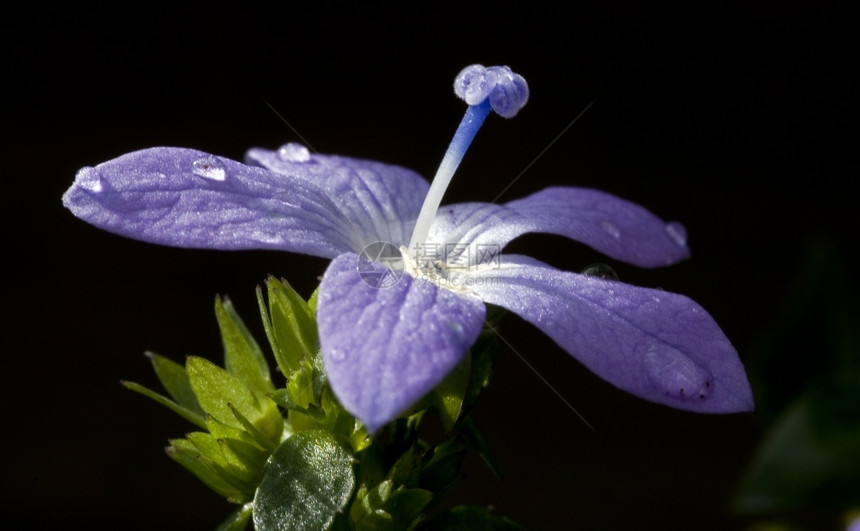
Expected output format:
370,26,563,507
419,505,524,531
122,380,207,429
258,277,318,376
349,481,388,528
380,487,433,528
734,389,860,512
215,503,253,531
145,351,205,415
254,430,355,531
434,351,471,432
216,296,274,394
736,242,860,513
186,356,282,441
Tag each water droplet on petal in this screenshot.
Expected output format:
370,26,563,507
644,346,713,401
191,156,226,181
665,221,688,247
581,262,619,281
601,220,621,239
277,143,311,162
75,167,103,192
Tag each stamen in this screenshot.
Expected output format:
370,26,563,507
408,65,529,255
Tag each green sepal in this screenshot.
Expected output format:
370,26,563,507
350,479,433,530
253,430,355,531
229,403,279,452
215,502,253,531
267,388,300,410
269,388,326,426
354,443,385,493
205,415,268,454
185,431,262,488
186,431,223,461
144,351,205,415
385,441,426,490
187,355,259,426
462,332,499,413
220,437,269,483
380,487,434,528
320,385,370,452
216,296,274,394
418,505,525,531
257,277,318,377
270,385,369,454
419,437,467,495
458,416,502,479
287,358,319,410
388,412,425,454
433,351,471,432
166,438,250,502
307,287,320,313
186,356,282,441
121,380,207,430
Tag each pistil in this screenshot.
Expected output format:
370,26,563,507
407,65,529,255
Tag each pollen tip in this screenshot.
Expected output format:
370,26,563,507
454,64,529,118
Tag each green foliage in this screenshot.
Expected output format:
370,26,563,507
125,277,517,529
735,242,860,524
417,505,525,530
254,431,355,531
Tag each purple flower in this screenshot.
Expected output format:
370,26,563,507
63,65,753,433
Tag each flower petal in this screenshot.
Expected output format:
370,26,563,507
246,144,429,248
317,253,486,433
428,187,689,268
469,256,753,413
63,147,364,257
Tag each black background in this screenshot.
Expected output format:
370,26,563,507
4,3,858,529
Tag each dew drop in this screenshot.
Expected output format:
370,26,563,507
277,143,311,163
75,167,103,192
644,347,713,401
191,156,226,181
665,221,687,247
328,348,345,362
601,220,621,239
581,262,619,281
